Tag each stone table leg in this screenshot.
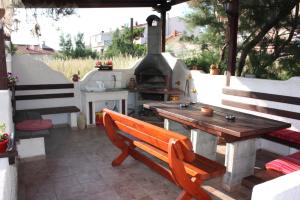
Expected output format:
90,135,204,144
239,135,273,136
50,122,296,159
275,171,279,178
164,119,217,160
164,119,190,137
190,129,217,160
222,138,256,191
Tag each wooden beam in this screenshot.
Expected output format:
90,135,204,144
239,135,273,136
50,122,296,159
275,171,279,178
20,0,189,8
0,21,8,90
161,9,166,52
226,0,239,86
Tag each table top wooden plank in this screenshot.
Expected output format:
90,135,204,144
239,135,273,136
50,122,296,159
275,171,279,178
144,102,291,138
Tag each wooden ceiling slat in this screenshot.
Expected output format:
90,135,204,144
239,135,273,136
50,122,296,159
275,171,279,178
20,0,189,8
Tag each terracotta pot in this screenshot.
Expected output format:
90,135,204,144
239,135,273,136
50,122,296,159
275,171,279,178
169,95,180,102
72,74,80,82
201,106,213,116
0,139,8,153
210,68,219,75
128,78,136,90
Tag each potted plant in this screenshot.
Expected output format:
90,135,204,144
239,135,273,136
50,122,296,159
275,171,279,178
0,122,9,153
72,71,80,82
7,72,18,89
210,64,219,75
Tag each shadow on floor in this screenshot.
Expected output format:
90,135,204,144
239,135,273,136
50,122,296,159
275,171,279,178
18,127,273,200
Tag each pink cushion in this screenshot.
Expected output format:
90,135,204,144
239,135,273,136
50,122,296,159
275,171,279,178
16,119,53,131
268,129,300,145
266,151,300,174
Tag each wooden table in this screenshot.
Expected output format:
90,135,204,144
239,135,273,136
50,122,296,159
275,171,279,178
144,102,291,191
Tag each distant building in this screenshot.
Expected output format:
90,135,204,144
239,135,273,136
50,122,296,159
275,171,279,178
89,16,201,52
133,16,201,45
15,42,55,58
89,31,113,54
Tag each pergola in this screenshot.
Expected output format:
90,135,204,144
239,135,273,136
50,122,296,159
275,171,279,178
0,0,239,89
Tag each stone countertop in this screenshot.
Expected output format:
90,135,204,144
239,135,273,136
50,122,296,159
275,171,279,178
81,88,128,93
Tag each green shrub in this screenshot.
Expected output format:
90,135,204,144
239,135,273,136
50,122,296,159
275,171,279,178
183,51,220,73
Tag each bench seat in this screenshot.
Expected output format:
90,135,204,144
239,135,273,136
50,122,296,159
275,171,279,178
262,129,300,149
15,111,52,139
266,151,300,174
16,106,80,129
16,106,80,115
132,139,225,180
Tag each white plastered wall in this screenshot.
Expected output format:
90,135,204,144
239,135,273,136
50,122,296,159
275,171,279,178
0,50,17,200
12,55,78,125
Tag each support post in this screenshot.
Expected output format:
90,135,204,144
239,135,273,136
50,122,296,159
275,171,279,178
226,0,239,86
130,17,133,46
0,15,8,90
160,9,166,52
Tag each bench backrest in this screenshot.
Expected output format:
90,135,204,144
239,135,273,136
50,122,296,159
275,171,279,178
102,108,195,161
222,88,300,131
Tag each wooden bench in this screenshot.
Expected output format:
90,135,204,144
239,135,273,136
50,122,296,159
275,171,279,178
12,84,80,128
102,108,225,200
222,88,300,150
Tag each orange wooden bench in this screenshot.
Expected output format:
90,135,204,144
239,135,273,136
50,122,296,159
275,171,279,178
102,109,225,200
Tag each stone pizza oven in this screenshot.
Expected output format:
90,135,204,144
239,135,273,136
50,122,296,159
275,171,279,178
134,15,180,101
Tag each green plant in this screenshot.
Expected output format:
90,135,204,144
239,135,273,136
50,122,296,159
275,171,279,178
0,122,8,142
7,72,18,85
5,42,17,55
183,51,221,73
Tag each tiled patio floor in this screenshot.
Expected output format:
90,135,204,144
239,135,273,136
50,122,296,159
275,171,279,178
18,126,274,200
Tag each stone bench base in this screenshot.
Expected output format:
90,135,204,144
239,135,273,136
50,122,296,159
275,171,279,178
17,137,46,159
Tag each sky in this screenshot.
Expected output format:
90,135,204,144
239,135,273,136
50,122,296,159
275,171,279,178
11,3,191,50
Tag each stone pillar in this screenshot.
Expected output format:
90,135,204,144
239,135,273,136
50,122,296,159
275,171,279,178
222,138,256,191
191,129,217,160
164,119,217,160
164,118,190,137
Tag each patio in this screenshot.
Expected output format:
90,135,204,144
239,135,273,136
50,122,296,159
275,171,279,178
0,1,299,200
18,126,280,200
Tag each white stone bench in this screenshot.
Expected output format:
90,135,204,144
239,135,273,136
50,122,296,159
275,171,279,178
252,170,300,200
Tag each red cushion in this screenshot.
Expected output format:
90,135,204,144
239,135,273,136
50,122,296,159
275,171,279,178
16,119,53,131
268,129,300,145
266,151,300,174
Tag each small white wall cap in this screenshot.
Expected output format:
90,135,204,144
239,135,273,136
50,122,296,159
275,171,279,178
252,170,300,200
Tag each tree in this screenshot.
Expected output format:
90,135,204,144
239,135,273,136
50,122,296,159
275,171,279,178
73,33,86,58
59,33,73,58
185,0,300,79
105,27,146,58
58,32,98,59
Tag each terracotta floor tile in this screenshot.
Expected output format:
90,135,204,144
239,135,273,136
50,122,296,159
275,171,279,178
17,126,278,200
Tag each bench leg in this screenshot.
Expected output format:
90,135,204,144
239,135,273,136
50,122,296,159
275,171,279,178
222,138,256,191
70,112,78,129
112,149,129,166
177,191,192,200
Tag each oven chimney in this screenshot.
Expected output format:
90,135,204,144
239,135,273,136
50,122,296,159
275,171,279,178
147,15,161,54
